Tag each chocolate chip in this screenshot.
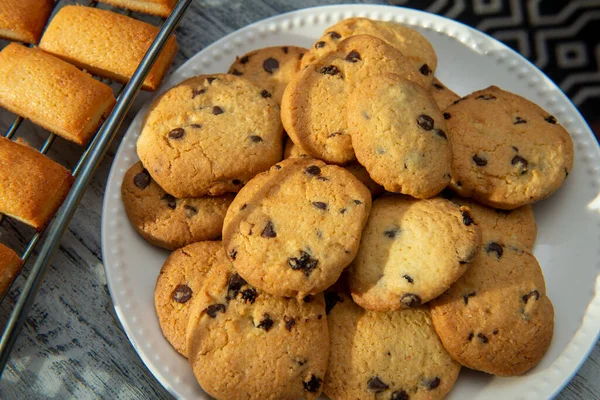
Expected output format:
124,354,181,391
462,292,476,304
345,50,361,63
443,112,451,120
212,106,224,115
260,89,272,98
184,205,198,218
240,288,258,303
362,111,370,120
367,376,389,393
256,314,274,331
261,220,277,238
303,375,322,393
433,83,444,90
284,316,296,331
328,31,341,39
452,99,462,105
249,135,263,142
232,179,242,185
384,228,399,239
462,210,474,226
205,304,226,318
312,201,328,210
522,290,540,303
472,154,487,166
421,377,441,390
467,332,474,341
192,88,205,98
485,242,503,259
420,64,431,76
305,165,321,176
403,274,414,284
172,284,192,303
190,124,202,129
435,129,447,139
231,69,243,76
456,181,463,187
263,57,279,73
282,46,288,53
161,194,176,209
477,94,496,100
227,273,246,300
493,329,499,335
315,41,325,49
512,146,519,152
324,291,343,314
298,53,304,59
239,55,249,64
288,251,319,276
295,358,307,366
339,208,347,214
274,164,282,170
207,77,217,84
545,115,557,124
328,131,342,138
401,293,421,307
133,170,150,189
354,199,363,205
320,65,339,75
477,333,488,343
417,115,434,130
229,248,237,260
392,390,409,400
512,155,528,174
514,116,527,124
168,128,184,139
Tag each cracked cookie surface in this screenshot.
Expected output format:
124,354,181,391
137,74,283,197
186,261,328,400
122,162,234,249
222,157,371,298
349,195,481,311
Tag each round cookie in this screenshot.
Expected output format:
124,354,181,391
349,195,481,311
301,17,437,87
430,77,460,111
137,74,283,198
186,262,329,400
324,288,461,400
281,34,427,165
121,162,234,250
228,46,307,103
154,241,225,357
430,245,554,376
222,157,372,298
348,73,452,198
444,85,574,209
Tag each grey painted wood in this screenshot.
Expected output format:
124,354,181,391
0,0,597,399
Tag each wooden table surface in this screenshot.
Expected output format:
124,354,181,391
0,0,598,398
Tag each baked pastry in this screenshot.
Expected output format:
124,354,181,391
0,137,74,230
444,85,574,209
0,0,54,44
222,157,371,298
137,74,283,197
186,261,329,400
348,73,452,198
98,0,175,17
121,162,234,250
0,43,116,145
39,5,178,91
430,77,461,111
0,243,22,298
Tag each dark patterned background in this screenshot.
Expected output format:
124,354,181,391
389,0,600,141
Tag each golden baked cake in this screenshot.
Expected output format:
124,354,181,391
0,137,74,230
0,44,116,145
39,5,178,91
99,0,175,17
0,0,54,44
0,243,22,298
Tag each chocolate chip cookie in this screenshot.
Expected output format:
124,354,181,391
228,45,307,103
348,73,452,198
154,241,225,357
445,85,574,209
324,288,460,400
430,77,460,110
137,74,283,197
122,162,234,250
281,34,427,165
222,157,372,298
349,195,481,311
186,261,328,400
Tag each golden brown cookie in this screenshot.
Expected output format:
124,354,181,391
431,77,460,111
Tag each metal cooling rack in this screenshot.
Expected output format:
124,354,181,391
0,0,192,374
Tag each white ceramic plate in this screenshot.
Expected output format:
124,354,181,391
101,4,600,400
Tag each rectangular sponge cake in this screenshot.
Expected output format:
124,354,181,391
0,44,116,145
0,0,54,44
0,243,23,298
0,137,74,231
39,5,178,92
99,0,176,18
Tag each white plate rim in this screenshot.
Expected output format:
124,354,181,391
101,4,600,400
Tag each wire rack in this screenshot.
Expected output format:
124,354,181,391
0,0,192,375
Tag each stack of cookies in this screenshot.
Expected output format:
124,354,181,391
122,17,574,400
